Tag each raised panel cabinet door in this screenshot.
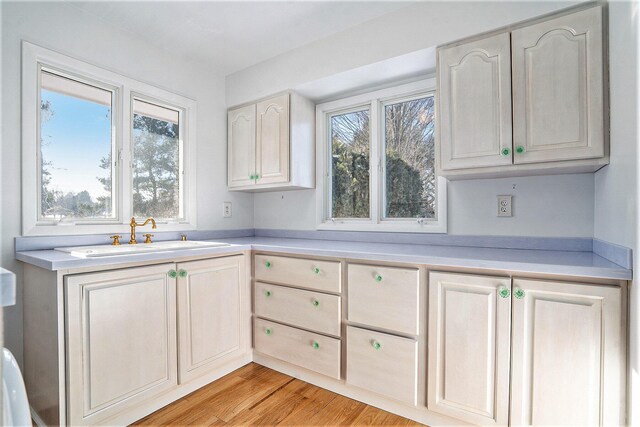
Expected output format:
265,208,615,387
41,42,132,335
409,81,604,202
177,256,247,383
65,264,178,426
510,279,624,426
428,272,511,426
512,6,604,164
228,104,256,188
256,93,290,184
438,32,513,170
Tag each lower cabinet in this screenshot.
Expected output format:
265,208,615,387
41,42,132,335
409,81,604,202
177,256,247,383
65,255,247,426
65,263,178,426
428,272,625,427
510,278,624,426
427,272,511,426
346,326,418,406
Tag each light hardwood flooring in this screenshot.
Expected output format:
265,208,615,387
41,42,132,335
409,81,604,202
132,363,425,426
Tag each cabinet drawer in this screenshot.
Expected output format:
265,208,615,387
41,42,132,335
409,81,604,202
254,318,341,379
255,254,341,293
255,282,341,336
347,264,419,335
346,326,418,405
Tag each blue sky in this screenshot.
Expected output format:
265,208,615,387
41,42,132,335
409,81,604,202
40,89,112,201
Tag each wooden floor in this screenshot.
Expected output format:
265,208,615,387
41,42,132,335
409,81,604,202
132,363,425,426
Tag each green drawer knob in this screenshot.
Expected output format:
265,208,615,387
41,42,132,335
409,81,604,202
312,299,320,307
265,328,272,335
313,267,321,274
501,147,511,156
265,261,272,268
372,340,382,350
499,287,510,298
168,269,177,278
514,288,525,299
312,341,320,350
249,174,254,180
265,290,272,297
374,274,382,282
178,269,187,278
516,145,526,154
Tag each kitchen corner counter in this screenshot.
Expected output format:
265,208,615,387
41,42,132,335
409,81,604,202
16,237,632,281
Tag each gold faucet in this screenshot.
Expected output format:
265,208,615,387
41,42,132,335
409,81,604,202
129,217,157,244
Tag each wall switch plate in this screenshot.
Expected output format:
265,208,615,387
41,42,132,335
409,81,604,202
223,202,232,218
497,195,512,217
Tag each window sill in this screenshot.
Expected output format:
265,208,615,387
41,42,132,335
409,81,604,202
316,220,447,234
23,221,196,237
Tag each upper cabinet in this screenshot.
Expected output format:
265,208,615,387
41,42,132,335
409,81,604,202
438,32,513,171
511,7,604,164
228,92,315,191
437,5,607,179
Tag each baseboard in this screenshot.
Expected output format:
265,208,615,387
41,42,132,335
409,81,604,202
252,353,468,427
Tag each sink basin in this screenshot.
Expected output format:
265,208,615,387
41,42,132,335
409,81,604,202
55,240,231,258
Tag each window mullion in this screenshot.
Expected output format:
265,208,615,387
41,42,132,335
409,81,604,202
120,86,133,223
370,100,380,225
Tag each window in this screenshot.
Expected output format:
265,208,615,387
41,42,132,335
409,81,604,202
316,79,446,232
329,108,370,219
39,70,116,221
22,42,197,235
132,98,184,220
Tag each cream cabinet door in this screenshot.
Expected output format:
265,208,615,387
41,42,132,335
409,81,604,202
228,104,256,188
177,256,246,383
510,279,624,426
438,32,513,170
428,272,511,426
256,93,290,184
65,264,178,426
512,6,604,164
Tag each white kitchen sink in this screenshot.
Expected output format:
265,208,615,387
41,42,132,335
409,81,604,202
55,240,231,258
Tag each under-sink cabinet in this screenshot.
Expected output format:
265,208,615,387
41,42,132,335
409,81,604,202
23,254,251,427
437,5,606,178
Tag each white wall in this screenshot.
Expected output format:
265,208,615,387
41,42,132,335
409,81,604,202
594,1,640,424
0,1,254,365
229,0,596,237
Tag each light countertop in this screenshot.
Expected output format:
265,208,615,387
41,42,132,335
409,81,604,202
15,237,632,280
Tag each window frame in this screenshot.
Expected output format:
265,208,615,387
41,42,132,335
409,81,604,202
316,78,447,233
22,41,197,236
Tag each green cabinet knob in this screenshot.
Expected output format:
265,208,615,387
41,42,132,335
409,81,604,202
265,261,272,268
168,269,177,278
514,288,525,299
499,287,510,298
501,147,511,156
313,267,321,274
372,340,382,350
178,269,187,278
265,290,272,297
312,341,320,350
249,174,253,180
374,274,383,282
516,145,526,154
255,174,260,179
265,328,272,335
312,299,320,307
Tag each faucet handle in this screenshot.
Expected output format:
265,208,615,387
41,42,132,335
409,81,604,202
180,234,187,241
144,234,154,244
110,235,122,246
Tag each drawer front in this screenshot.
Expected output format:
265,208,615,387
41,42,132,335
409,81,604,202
346,326,418,405
255,254,341,293
255,282,341,336
347,264,419,335
254,318,341,379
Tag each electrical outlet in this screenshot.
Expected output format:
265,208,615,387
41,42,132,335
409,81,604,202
497,195,512,217
223,202,232,218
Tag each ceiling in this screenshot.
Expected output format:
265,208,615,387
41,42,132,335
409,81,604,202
64,1,414,76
